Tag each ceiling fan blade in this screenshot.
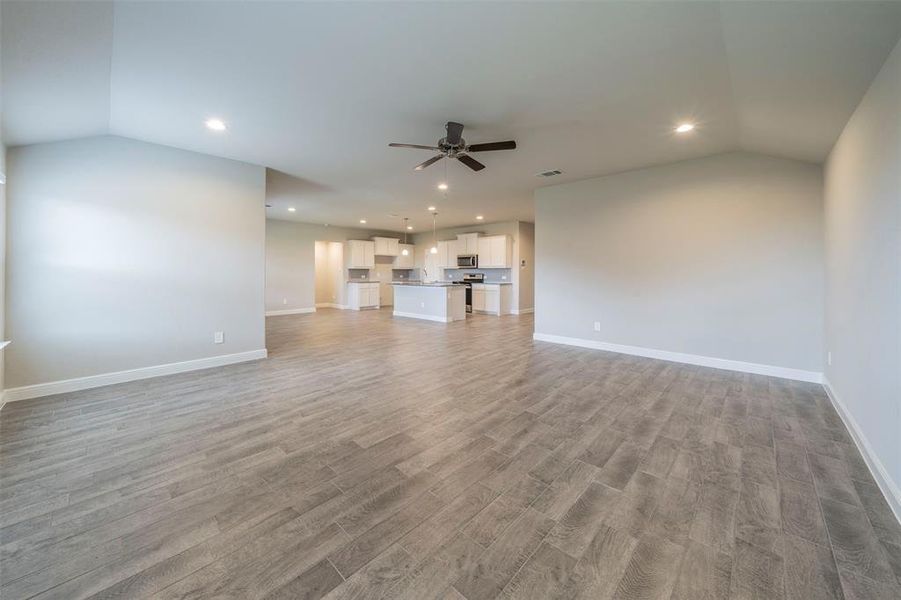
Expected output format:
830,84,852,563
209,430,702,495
389,143,441,150
445,121,464,146
457,154,485,172
467,140,516,152
414,155,444,171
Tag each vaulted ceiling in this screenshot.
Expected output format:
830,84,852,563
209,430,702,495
3,1,900,231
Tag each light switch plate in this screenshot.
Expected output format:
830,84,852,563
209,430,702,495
214,331,224,344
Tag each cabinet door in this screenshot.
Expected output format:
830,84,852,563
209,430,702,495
436,241,448,268
477,237,491,267
490,237,507,267
472,288,486,311
363,242,375,267
485,289,500,313
386,238,399,256
395,245,414,268
350,242,361,267
448,240,457,267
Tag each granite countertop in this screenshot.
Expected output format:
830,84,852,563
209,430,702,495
391,281,459,287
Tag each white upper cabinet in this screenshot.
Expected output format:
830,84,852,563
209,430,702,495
395,244,415,268
456,233,479,255
477,235,512,268
437,240,458,268
372,237,400,256
346,240,375,268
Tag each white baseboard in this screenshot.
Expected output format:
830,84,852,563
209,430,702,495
823,377,901,525
393,311,451,323
3,349,268,403
512,308,534,315
0,390,6,412
532,333,823,384
265,307,316,316
316,303,347,310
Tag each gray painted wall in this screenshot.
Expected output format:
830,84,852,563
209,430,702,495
824,39,901,499
5,136,266,388
534,151,824,373
0,137,6,394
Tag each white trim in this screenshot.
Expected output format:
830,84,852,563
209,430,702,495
315,303,347,310
265,307,316,316
0,391,6,413
532,333,823,383
823,377,901,525
3,349,268,403
392,311,451,323
511,308,534,315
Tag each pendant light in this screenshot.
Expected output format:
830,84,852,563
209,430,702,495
401,217,410,256
429,162,447,255
430,212,438,254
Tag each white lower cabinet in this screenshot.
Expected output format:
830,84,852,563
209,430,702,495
471,284,511,315
472,288,486,312
347,282,380,310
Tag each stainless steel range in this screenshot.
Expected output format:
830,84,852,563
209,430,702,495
460,273,484,313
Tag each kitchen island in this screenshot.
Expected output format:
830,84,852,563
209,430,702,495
391,282,466,322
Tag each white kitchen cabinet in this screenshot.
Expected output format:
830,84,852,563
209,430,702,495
346,240,375,268
472,287,486,311
437,240,458,269
395,244,415,268
347,282,380,310
456,233,479,254
476,235,512,268
471,283,511,315
372,237,400,256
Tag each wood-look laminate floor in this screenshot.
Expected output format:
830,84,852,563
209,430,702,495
2,308,900,600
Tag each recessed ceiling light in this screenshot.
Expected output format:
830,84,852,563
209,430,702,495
360,219,367,224
476,215,484,220
427,206,436,211
675,123,695,133
287,207,296,212
205,118,227,131
437,183,448,191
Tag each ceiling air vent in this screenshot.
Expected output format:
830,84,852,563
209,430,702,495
536,169,563,178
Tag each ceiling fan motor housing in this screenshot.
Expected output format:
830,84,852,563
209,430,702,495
438,137,466,154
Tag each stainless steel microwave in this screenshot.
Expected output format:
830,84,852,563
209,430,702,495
457,254,478,268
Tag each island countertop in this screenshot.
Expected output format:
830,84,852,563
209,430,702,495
391,281,458,287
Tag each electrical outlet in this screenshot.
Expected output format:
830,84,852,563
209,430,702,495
593,322,601,332
501,275,507,280
420,302,425,308
214,331,224,344
282,297,287,305
827,351,832,366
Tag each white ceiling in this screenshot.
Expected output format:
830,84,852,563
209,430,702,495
3,1,900,232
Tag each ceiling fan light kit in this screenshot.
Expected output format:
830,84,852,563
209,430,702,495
390,121,516,172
